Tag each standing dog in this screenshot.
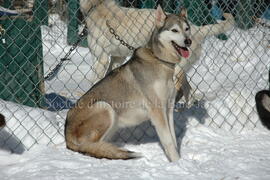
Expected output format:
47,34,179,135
65,6,192,162
80,0,234,106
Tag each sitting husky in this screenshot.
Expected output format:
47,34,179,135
65,6,192,162
255,90,270,130
80,0,234,106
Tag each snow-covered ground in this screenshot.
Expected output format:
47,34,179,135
1,124,270,180
0,14,270,179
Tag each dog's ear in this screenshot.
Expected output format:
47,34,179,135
155,5,166,28
179,8,187,18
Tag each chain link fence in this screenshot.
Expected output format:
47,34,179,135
0,0,270,153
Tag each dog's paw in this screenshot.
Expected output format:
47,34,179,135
174,103,184,112
185,93,196,109
185,90,204,109
174,93,196,111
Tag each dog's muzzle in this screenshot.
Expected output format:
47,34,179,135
184,38,192,47
172,41,191,59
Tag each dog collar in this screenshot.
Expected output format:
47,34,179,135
156,58,176,70
136,47,176,70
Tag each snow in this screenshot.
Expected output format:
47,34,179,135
0,99,64,152
1,14,270,179
1,124,270,180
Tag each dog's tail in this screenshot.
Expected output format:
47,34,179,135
0,113,5,128
255,90,270,130
66,139,141,160
80,0,106,16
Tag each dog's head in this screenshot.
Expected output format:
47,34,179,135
149,6,192,64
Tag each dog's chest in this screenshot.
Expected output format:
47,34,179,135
118,108,148,128
153,79,174,99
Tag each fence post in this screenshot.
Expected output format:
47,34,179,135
67,0,79,45
0,0,46,107
67,0,88,47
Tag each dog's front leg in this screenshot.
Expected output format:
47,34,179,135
182,77,196,109
174,64,196,109
168,96,177,148
149,107,180,162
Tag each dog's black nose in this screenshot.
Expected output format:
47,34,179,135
184,38,192,47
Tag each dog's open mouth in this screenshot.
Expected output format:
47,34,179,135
172,41,190,58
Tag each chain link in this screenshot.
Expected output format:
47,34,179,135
106,21,135,51
2,0,270,151
44,25,88,81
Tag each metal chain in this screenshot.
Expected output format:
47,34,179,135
106,21,135,51
44,25,88,81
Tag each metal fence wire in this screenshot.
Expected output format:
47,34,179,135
0,0,270,152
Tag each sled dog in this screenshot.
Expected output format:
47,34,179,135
80,0,234,105
65,6,192,162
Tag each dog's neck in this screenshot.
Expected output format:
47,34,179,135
135,47,176,70
155,57,176,69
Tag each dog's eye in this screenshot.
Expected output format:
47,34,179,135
171,29,178,33
185,27,190,31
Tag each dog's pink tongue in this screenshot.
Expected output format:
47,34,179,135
180,48,189,58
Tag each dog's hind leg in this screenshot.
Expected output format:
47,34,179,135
174,67,196,109
65,102,139,160
174,68,195,110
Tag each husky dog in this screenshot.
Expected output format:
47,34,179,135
0,113,5,128
255,90,270,130
80,0,234,105
65,6,192,162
